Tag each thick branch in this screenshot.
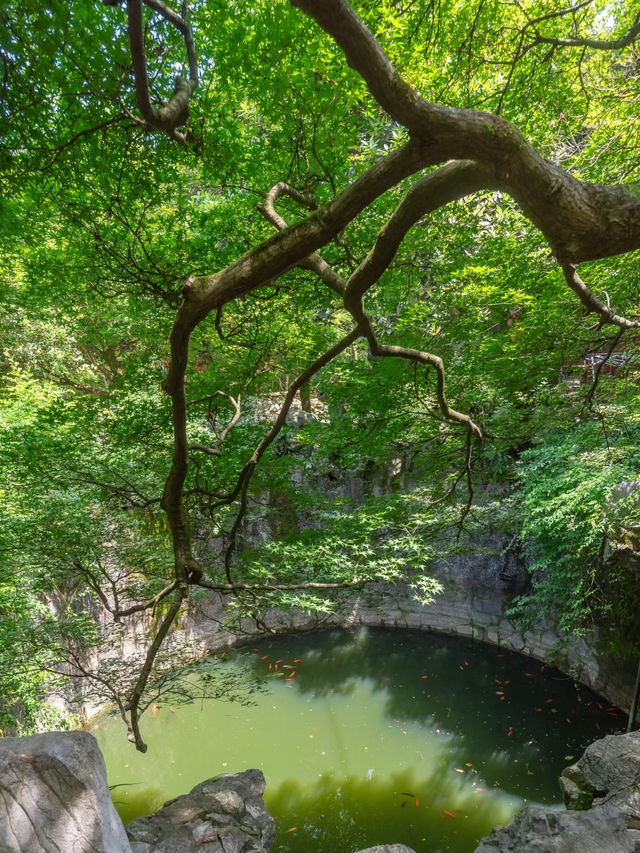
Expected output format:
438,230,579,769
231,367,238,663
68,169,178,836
291,0,640,265
126,0,197,139
261,166,486,437
124,587,186,751
164,137,431,366
144,0,198,85
343,161,496,306
157,143,432,584
258,182,346,296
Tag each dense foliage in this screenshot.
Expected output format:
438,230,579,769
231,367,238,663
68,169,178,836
1,0,639,742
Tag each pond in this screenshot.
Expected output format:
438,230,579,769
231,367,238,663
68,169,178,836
93,628,625,852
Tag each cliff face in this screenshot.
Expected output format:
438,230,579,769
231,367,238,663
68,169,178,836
67,524,638,723
54,455,639,724
183,547,638,720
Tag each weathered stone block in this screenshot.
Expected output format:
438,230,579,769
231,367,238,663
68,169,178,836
0,730,132,853
355,847,417,853
561,731,640,827
125,770,275,853
474,804,635,852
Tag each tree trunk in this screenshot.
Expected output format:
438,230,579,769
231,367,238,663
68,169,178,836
627,655,640,733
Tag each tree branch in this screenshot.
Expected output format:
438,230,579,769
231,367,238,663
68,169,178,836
114,581,178,619
291,0,640,265
217,328,361,585
196,579,366,593
562,264,640,330
124,587,186,751
125,0,197,140
188,391,241,457
260,165,488,437
528,7,640,50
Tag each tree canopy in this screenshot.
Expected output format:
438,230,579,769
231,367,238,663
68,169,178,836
1,0,639,749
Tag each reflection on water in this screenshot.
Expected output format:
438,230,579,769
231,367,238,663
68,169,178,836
93,628,625,851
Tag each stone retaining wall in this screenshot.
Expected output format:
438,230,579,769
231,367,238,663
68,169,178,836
183,529,638,720
67,528,637,723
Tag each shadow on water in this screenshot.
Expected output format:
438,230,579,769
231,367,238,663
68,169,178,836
97,627,627,851
267,768,524,853
242,628,626,800
109,785,167,826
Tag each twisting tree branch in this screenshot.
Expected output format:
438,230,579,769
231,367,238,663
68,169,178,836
582,329,626,415
114,582,179,620
216,328,361,585
111,0,198,141
259,166,488,437
291,0,640,266
259,183,347,297
85,0,640,751
124,587,187,751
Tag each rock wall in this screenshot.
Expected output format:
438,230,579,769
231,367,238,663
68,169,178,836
60,454,638,722
68,524,637,723
184,537,638,719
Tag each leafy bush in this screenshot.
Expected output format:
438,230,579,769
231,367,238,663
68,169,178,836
514,417,640,655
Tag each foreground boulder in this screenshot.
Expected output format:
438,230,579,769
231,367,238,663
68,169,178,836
474,804,636,852
560,730,640,826
0,730,132,853
125,770,275,853
474,729,640,852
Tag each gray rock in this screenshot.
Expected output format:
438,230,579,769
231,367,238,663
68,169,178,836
474,804,636,852
355,847,417,853
0,730,132,853
558,772,593,810
560,730,640,826
125,769,275,853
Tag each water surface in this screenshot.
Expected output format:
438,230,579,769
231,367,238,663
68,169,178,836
93,628,625,852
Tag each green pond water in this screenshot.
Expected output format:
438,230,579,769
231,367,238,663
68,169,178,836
93,628,625,852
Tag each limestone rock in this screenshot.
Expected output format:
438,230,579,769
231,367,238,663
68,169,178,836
125,769,275,853
558,772,593,810
354,846,417,853
474,804,636,852
560,730,640,826
0,730,132,853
